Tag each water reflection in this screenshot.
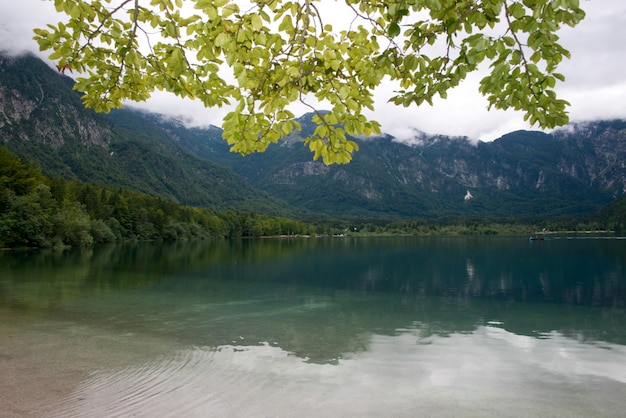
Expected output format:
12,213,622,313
1,237,626,416
51,325,626,418
3,236,625,302
2,238,626,344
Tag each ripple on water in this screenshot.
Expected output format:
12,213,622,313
50,330,626,418
51,343,325,418
52,346,220,418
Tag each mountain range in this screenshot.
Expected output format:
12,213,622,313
1,52,625,221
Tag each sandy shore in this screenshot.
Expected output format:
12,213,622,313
0,316,180,418
0,321,83,417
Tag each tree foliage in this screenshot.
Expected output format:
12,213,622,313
34,0,585,164
0,146,315,248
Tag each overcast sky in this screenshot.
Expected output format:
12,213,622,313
1,0,625,143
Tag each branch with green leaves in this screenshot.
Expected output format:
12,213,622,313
34,0,585,164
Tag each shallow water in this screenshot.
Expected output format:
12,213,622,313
1,237,625,417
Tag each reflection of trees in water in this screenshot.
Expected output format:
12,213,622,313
0,248,94,313
336,237,626,308
1,237,625,360
4,237,624,306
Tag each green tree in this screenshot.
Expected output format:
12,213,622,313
1,184,57,248
52,201,94,247
35,0,584,164
0,147,45,195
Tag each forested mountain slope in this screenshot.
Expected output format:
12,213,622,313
2,52,625,221
0,53,290,215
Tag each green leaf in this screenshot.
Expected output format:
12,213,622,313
388,23,401,37
508,3,526,19
250,14,263,32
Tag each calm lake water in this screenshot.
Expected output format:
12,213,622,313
1,236,626,417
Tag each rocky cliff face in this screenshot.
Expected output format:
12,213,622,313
554,121,626,196
0,55,111,149
270,161,331,184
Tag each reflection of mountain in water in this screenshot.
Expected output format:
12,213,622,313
1,237,625,363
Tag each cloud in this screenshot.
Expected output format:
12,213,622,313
0,1,59,58
1,0,625,143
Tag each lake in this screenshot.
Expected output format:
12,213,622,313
1,236,626,417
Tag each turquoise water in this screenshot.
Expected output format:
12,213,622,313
1,236,625,417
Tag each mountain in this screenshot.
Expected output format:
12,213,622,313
2,52,625,221
0,53,290,215
156,115,625,220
